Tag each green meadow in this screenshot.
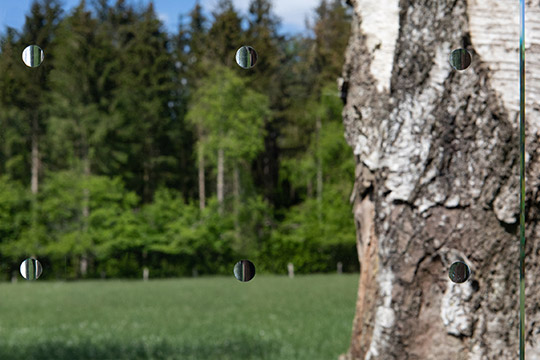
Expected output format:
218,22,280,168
0,274,357,360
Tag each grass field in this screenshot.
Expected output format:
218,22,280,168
0,274,358,360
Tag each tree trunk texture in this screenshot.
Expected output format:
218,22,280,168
340,0,540,359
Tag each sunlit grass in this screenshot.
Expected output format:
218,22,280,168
0,274,357,360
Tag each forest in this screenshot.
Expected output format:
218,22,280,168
0,0,356,280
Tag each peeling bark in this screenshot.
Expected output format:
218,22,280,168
340,0,540,358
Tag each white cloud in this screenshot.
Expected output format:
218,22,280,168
202,0,320,33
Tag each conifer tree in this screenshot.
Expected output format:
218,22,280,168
245,0,281,94
244,0,284,206
22,0,62,195
184,1,208,87
47,0,116,276
0,29,28,181
0,0,62,192
207,0,243,68
178,1,209,209
310,0,351,90
112,2,177,202
0,0,62,263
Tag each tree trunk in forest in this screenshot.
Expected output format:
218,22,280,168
142,250,149,281
198,143,206,210
31,113,39,195
30,113,40,232
233,161,240,232
80,154,90,277
217,147,224,211
82,156,90,220
316,115,323,222
307,179,313,198
340,0,540,359
142,137,154,203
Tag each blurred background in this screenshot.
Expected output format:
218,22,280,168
0,0,358,359
0,0,356,280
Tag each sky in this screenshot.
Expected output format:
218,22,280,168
0,0,322,35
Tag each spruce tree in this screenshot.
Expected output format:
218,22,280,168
310,0,351,90
112,2,177,202
244,0,284,207
0,0,62,191
245,0,281,95
207,0,243,68
47,0,116,276
175,1,208,208
0,29,29,181
0,0,63,264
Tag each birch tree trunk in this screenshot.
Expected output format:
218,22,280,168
340,0,540,358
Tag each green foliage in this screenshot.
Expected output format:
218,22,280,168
207,0,243,68
262,183,356,274
245,0,282,97
281,82,353,198
235,195,273,256
186,66,268,164
37,171,138,276
0,0,62,184
47,1,117,172
0,0,354,279
110,3,181,201
141,191,235,274
0,177,32,259
139,192,272,276
310,0,352,88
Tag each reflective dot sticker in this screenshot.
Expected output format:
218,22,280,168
448,261,470,283
235,46,258,69
233,260,256,282
20,258,43,280
22,45,44,68
449,48,471,71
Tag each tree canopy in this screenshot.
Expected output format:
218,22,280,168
0,0,354,280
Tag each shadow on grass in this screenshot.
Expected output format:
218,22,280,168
1,337,281,360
